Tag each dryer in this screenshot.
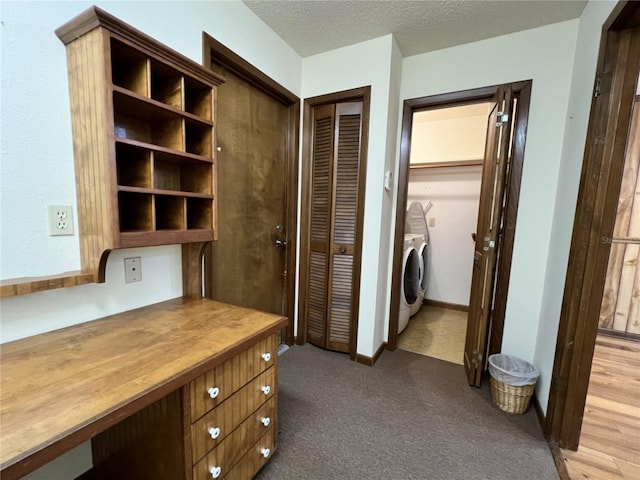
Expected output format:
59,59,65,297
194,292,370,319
399,234,421,334
406,201,431,317
411,239,429,316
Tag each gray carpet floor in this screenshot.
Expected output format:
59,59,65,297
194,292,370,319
255,344,558,480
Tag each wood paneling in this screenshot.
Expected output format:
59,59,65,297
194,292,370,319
90,390,186,479
600,93,640,335
562,335,640,479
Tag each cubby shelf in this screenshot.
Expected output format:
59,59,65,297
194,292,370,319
56,6,224,283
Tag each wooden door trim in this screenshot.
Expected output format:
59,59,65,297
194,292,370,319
388,81,531,352
545,1,640,450
202,33,298,104
298,86,371,361
201,33,300,344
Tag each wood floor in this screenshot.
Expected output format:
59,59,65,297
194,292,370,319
562,335,640,479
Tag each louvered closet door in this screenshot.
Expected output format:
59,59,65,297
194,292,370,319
307,105,335,348
306,102,363,353
327,102,362,352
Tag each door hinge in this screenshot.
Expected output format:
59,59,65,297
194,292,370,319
472,350,483,365
594,73,611,97
496,112,509,127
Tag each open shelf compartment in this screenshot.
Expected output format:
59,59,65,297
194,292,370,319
150,60,183,110
155,195,186,230
153,152,212,194
187,198,213,230
116,143,152,188
110,38,149,97
118,192,153,232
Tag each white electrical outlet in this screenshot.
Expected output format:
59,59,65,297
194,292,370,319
124,257,142,283
47,206,74,236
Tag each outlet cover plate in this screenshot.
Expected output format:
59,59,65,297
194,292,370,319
124,257,142,283
48,205,74,236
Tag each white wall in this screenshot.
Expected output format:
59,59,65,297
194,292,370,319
302,35,399,357
401,20,579,371
406,107,486,306
379,37,403,346
534,0,619,413
407,166,481,305
0,1,301,478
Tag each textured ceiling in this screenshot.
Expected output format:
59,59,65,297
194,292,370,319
243,0,587,57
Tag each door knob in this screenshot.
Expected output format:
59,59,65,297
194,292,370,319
275,239,287,248
276,224,285,233
339,246,347,254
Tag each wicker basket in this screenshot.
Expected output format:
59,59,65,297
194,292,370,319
490,376,536,414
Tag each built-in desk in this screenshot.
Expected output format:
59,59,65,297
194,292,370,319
0,298,287,479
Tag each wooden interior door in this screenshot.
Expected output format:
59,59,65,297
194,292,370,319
204,61,289,315
464,85,514,386
306,101,365,353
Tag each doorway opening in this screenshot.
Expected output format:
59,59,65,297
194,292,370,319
389,81,532,389
398,102,492,365
545,2,640,457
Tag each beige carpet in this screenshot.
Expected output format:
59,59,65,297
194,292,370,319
398,305,467,365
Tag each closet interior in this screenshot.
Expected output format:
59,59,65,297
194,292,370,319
398,102,492,365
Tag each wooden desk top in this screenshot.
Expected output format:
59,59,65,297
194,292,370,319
0,298,287,479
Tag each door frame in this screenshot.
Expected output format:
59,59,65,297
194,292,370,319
544,1,640,450
387,81,532,355
201,33,300,344
297,86,371,361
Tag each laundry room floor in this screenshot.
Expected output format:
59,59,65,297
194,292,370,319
398,305,467,365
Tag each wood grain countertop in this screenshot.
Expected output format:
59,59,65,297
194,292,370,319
0,298,287,479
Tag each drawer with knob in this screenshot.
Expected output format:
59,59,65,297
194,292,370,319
191,367,275,463
220,429,276,480
192,397,276,480
190,334,277,420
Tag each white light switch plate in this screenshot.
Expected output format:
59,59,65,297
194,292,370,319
124,257,142,283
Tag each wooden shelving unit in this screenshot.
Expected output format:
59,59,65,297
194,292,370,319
55,7,224,283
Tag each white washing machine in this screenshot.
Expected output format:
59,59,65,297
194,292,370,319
406,201,431,317
399,234,421,334
411,239,429,316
